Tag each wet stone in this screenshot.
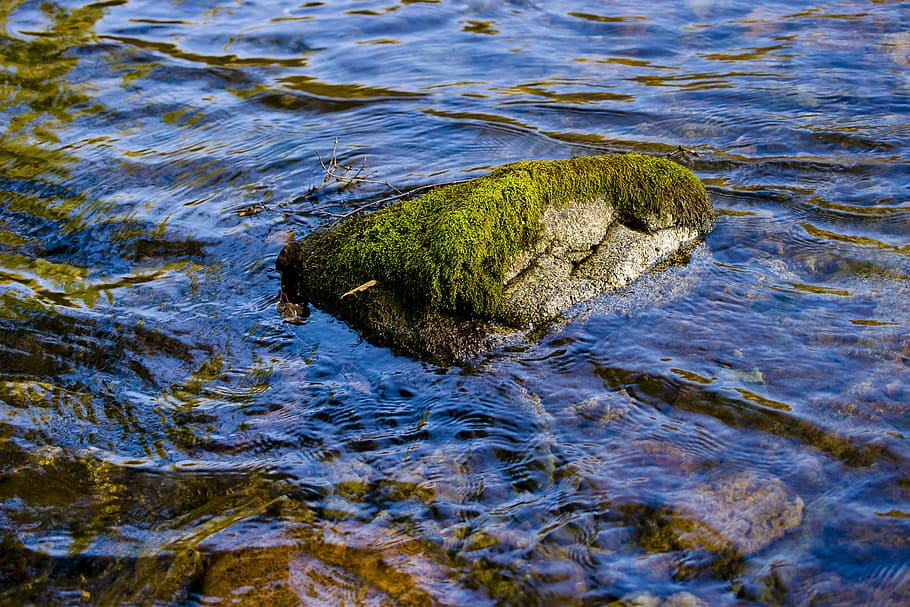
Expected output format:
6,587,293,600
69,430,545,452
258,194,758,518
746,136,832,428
277,153,714,364
621,590,710,607
671,471,804,557
197,522,484,607
499,199,702,327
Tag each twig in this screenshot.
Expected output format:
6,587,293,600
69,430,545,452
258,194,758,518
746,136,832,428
318,142,404,195
667,145,700,161
235,201,272,217
237,139,470,222
328,179,473,221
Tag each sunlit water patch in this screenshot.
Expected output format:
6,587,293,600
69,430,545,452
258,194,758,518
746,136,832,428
1,0,909,605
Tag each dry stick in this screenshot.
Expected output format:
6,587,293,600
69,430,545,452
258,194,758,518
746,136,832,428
327,179,474,221
667,145,700,161
280,141,475,224
316,138,341,183
318,145,404,196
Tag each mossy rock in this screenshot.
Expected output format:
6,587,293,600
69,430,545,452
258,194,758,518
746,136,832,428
277,153,714,363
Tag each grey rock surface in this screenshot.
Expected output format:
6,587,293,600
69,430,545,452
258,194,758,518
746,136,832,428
499,197,701,326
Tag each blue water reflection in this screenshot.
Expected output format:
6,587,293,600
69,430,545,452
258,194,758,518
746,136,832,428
1,0,908,605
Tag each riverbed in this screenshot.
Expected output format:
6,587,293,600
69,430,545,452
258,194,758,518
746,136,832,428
1,1,908,605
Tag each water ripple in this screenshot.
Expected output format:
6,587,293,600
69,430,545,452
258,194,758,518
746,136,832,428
2,0,909,604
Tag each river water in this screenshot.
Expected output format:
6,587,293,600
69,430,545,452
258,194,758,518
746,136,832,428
1,1,908,605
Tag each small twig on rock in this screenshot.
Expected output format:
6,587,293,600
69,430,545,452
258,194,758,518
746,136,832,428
340,279,378,299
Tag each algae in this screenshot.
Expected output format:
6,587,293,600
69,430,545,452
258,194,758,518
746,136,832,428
280,153,712,319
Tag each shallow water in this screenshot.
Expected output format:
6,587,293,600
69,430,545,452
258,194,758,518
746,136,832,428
1,0,908,605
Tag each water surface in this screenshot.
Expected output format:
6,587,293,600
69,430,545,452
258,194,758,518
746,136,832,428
1,0,908,605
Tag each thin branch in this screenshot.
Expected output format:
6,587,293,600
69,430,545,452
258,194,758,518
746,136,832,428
667,145,700,161
329,179,473,221
237,139,470,222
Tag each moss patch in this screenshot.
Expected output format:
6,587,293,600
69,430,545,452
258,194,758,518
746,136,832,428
282,153,712,318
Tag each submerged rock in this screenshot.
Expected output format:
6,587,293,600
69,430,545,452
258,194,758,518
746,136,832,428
198,522,485,607
277,153,714,363
636,472,804,580
622,590,711,607
671,471,805,557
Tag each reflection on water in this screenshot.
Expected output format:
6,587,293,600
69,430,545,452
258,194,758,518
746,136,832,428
1,0,909,605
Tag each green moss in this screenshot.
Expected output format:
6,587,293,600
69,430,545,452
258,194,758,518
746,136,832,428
293,153,711,317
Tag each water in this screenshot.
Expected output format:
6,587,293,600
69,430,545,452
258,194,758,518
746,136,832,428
1,0,908,604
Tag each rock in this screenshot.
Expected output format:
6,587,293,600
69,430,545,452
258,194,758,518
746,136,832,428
661,591,710,607
632,472,803,582
638,471,803,563
277,153,714,363
198,521,484,607
499,198,704,326
620,591,710,607
673,471,804,557
622,591,663,607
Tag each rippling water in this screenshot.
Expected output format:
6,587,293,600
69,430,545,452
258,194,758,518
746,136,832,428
1,0,908,605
